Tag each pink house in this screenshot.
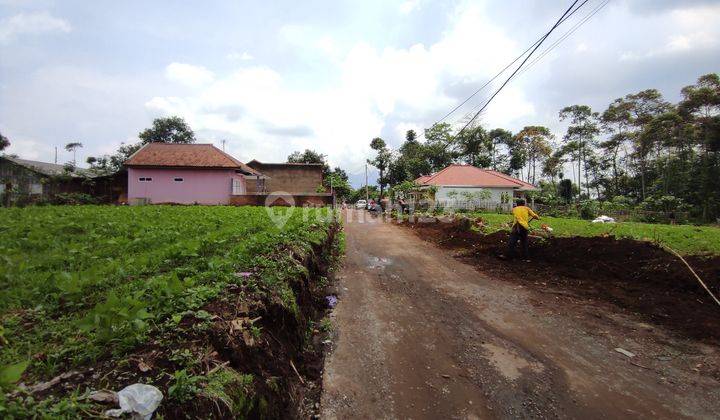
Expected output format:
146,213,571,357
124,143,264,205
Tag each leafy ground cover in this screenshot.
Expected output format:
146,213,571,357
0,205,340,418
468,212,720,255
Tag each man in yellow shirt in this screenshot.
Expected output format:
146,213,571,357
506,199,540,260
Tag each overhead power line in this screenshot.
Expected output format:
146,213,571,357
456,0,584,137
435,0,592,126
454,0,610,125
515,0,610,79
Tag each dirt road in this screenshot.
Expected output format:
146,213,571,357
320,212,719,419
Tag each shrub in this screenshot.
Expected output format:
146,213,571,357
578,200,599,219
43,193,100,205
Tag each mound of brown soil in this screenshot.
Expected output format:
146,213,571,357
407,220,720,343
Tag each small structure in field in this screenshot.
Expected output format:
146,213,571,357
124,143,264,205
412,164,537,211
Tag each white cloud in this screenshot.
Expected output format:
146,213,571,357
399,0,420,14
0,11,71,43
146,1,536,174
1,134,49,160
618,4,720,61
164,62,215,87
226,51,254,61
147,65,384,173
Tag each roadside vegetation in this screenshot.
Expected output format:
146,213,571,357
0,205,340,417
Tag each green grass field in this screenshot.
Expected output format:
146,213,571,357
470,212,720,255
0,205,336,416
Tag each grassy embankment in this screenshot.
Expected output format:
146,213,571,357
0,205,339,417
469,212,720,255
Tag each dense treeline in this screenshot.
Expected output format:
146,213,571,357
367,73,719,222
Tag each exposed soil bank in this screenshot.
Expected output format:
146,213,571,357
162,223,342,418
405,218,720,344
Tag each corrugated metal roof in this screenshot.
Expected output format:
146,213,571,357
2,156,94,177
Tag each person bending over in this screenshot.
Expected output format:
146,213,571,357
506,199,540,261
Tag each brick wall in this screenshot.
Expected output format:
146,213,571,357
246,162,323,194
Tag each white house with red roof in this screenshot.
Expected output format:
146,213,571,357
413,164,537,206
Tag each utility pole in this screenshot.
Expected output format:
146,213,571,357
365,162,369,202
54,147,57,164
221,139,227,152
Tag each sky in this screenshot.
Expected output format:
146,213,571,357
1,0,719,187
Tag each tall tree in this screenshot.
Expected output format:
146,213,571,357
507,135,527,179
624,89,672,199
678,73,720,220
542,151,564,188
455,124,489,167
513,126,553,185
405,129,417,142
387,130,432,184
64,142,83,166
368,137,392,198
423,123,455,172
487,128,512,171
600,98,634,197
559,105,599,199
138,116,196,144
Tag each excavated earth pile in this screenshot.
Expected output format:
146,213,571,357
405,219,720,344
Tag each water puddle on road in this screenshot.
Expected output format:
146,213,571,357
367,256,393,270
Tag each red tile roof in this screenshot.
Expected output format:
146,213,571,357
124,143,260,174
484,169,536,190
414,164,536,190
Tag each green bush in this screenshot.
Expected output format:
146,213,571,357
50,193,100,205
639,195,688,213
578,200,599,219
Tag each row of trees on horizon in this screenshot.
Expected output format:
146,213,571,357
365,73,719,221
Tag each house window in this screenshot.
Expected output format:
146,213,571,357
231,178,244,195
173,177,184,182
138,177,153,182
